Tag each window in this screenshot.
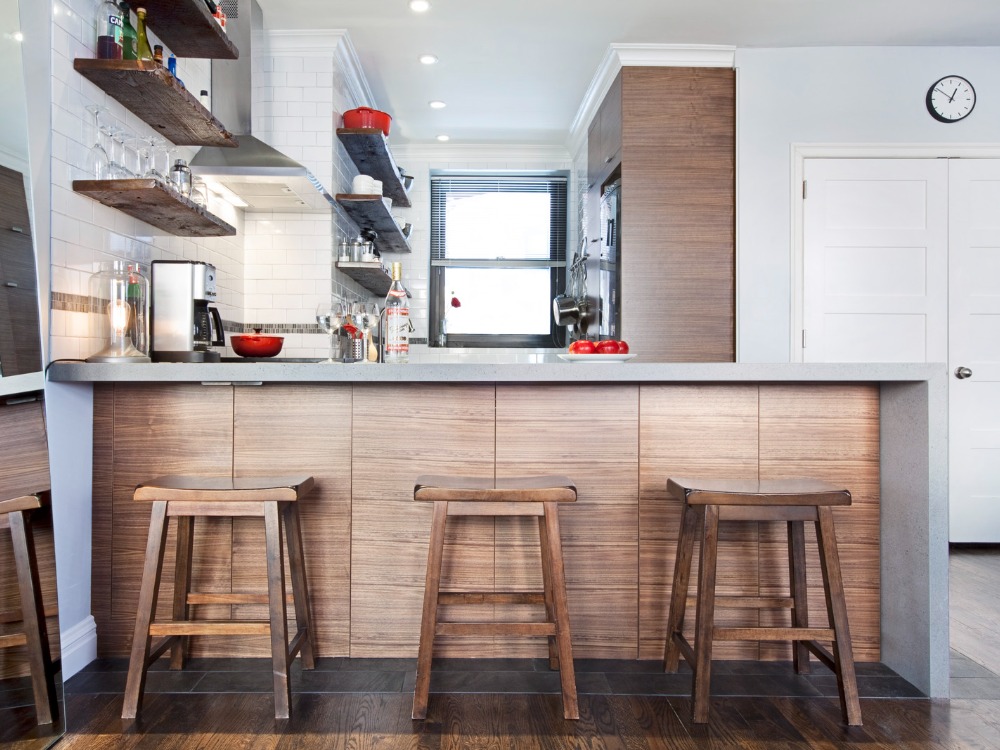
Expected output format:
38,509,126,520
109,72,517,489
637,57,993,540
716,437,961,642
429,172,568,348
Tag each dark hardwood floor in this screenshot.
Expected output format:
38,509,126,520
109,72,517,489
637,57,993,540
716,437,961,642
5,547,996,748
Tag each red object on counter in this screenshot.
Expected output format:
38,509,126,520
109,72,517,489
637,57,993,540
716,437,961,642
344,107,392,136
230,329,284,358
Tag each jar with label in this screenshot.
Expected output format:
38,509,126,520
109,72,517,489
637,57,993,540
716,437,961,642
171,159,192,197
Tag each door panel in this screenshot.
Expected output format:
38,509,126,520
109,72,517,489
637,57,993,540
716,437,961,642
803,159,948,363
949,160,1000,542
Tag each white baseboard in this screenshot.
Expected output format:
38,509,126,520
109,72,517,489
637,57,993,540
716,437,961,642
59,615,97,679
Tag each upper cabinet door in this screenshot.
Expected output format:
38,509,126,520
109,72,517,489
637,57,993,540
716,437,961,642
0,165,42,378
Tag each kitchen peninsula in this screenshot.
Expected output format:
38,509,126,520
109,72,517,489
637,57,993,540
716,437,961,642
46,361,948,698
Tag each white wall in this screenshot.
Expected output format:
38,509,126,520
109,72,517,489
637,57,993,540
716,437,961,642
736,46,1000,362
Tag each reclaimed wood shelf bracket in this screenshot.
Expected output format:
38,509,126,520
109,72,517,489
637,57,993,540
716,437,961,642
72,179,237,237
335,195,411,254
336,129,412,207
120,0,239,59
335,262,393,297
74,60,237,148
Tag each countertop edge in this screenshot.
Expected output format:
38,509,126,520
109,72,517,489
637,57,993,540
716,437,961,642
45,361,946,384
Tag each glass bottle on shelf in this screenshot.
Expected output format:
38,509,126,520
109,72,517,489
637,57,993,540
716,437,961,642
119,3,137,60
135,7,154,62
96,0,123,59
384,262,409,364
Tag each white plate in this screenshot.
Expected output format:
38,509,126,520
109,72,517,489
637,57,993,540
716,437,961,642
557,353,637,363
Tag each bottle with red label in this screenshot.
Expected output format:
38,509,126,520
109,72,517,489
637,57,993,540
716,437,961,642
384,262,409,363
96,0,124,59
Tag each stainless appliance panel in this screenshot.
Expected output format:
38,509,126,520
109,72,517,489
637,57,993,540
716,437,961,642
599,180,621,338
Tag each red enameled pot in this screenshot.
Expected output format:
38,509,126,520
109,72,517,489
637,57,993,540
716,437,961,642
230,328,284,358
343,107,392,136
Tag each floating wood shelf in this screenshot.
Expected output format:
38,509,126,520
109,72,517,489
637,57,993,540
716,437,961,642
335,195,411,254
74,59,237,147
336,262,392,297
121,0,239,59
73,179,236,237
337,129,412,207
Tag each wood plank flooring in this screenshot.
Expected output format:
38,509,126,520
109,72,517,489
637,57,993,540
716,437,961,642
10,547,996,748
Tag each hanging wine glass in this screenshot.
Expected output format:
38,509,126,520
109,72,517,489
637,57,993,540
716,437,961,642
145,135,166,182
132,136,150,179
107,126,128,178
85,104,110,180
316,299,344,363
160,142,177,190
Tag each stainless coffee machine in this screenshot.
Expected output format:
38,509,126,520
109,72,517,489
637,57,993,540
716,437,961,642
150,260,225,362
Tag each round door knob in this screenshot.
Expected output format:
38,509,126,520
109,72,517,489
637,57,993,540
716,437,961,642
955,366,973,379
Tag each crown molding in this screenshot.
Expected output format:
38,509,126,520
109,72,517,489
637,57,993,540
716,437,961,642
392,142,571,164
567,43,736,157
264,29,375,108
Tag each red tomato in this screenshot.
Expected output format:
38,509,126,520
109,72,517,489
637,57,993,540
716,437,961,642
596,340,621,354
615,340,629,354
569,339,596,354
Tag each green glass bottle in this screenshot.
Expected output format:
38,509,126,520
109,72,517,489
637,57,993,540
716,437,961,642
119,3,137,61
135,7,153,62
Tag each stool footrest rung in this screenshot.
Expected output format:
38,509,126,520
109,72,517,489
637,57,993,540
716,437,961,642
686,595,794,610
713,626,834,642
0,633,28,649
438,592,546,606
187,592,296,606
435,622,557,637
671,632,696,668
149,620,272,636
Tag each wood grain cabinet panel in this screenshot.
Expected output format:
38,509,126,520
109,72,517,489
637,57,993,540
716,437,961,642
585,67,735,362
0,399,59,678
496,384,639,658
232,385,353,657
350,384,496,657
99,384,235,656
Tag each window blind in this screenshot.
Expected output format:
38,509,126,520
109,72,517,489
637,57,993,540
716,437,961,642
430,174,568,263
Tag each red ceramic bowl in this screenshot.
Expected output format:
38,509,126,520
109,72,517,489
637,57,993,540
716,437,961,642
344,107,392,136
230,329,284,358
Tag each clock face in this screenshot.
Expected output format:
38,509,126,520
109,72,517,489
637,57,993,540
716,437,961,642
927,76,976,123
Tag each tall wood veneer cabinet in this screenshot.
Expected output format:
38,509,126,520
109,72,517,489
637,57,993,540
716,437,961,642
0,166,43,377
587,67,735,362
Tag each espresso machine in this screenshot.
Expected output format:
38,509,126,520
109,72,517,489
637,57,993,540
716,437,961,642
150,260,225,362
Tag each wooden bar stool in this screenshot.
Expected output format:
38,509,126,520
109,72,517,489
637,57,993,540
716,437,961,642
411,474,579,721
122,475,316,721
1,490,58,725
663,477,862,726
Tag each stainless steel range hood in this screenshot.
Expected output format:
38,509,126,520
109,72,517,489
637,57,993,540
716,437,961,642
189,0,335,212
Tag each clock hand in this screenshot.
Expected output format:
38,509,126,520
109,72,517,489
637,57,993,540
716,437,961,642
949,87,959,103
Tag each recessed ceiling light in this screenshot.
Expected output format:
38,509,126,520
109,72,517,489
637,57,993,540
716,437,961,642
429,100,447,109
419,54,439,65
436,135,450,142
409,0,430,12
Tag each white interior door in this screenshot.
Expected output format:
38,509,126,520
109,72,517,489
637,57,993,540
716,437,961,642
802,159,948,363
949,160,1000,542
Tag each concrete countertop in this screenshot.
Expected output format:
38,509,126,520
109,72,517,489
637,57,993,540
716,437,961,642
46,360,944,384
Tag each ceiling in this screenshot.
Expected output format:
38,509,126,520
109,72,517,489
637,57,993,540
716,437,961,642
255,0,1000,146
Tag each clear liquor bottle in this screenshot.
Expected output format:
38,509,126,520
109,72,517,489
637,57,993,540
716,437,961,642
384,262,409,364
96,0,124,59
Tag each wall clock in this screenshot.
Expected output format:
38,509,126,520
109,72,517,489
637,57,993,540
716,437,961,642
926,75,976,123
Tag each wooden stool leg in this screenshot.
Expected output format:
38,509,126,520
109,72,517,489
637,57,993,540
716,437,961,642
787,519,810,674
412,500,448,720
816,507,862,726
9,510,57,725
537,514,559,671
264,502,291,720
123,501,170,720
664,502,699,673
284,503,315,669
542,502,579,721
691,504,720,724
170,515,194,670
